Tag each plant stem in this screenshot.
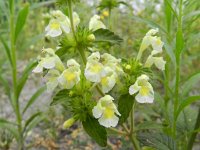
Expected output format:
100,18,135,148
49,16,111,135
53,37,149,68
173,0,183,138
108,8,112,30
108,128,126,135
9,0,23,149
67,0,106,97
122,124,141,150
130,104,141,150
67,0,77,42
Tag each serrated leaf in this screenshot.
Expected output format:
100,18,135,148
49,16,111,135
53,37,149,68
82,116,107,147
15,4,29,42
51,89,71,106
118,94,134,124
93,28,123,45
137,132,177,150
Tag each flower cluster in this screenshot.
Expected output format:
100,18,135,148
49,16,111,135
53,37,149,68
33,9,165,129
45,10,106,38
129,28,165,103
85,52,123,93
33,48,80,92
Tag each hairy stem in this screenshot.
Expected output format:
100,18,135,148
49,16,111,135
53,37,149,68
122,124,141,150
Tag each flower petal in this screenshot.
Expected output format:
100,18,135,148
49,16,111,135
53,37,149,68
98,114,119,128
89,15,106,31
129,83,140,95
32,64,43,73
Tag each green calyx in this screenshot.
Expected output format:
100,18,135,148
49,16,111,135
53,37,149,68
70,94,96,122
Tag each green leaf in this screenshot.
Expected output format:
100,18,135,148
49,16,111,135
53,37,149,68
0,36,13,67
181,71,200,96
0,74,11,97
16,61,37,99
175,27,184,57
164,0,172,31
137,132,177,150
24,112,44,135
175,95,200,121
30,0,56,9
93,29,123,45
15,4,29,42
162,38,176,65
137,121,163,131
0,118,19,140
82,116,107,147
164,0,178,22
187,108,200,150
23,86,46,114
9,0,13,13
55,46,73,57
51,89,71,106
118,94,134,124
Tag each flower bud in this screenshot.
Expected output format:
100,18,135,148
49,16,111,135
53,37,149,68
87,34,95,41
125,64,131,70
63,117,75,129
69,91,74,97
102,11,109,17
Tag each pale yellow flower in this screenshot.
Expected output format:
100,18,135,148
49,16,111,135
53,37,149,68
58,59,81,89
92,95,121,128
33,48,64,73
145,55,166,70
129,74,154,103
100,67,116,93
